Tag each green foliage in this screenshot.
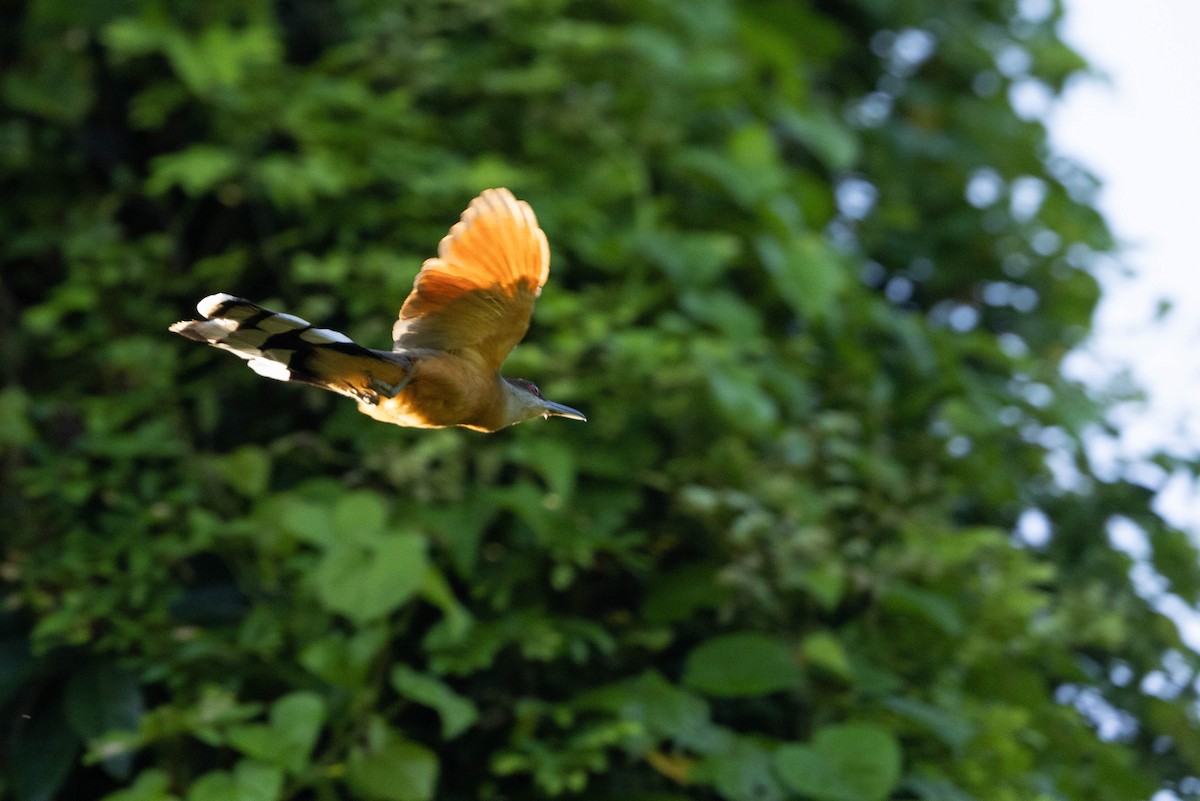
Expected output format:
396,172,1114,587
681,633,801,697
775,724,902,801
3,0,1199,800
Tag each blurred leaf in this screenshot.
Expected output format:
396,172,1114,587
881,583,964,636
227,692,326,773
208,446,271,499
348,736,439,801
64,661,144,779
693,735,784,801
884,696,974,751
682,633,801,697
0,387,35,446
146,146,239,196
299,626,388,689
390,665,478,740
186,761,284,801
2,51,92,124
776,106,860,170
755,233,847,321
313,532,429,623
775,723,902,801
1150,526,1200,604
575,671,714,751
639,229,742,287
802,631,851,681
97,769,176,801
333,491,389,541
278,499,335,546
641,563,730,624
705,362,779,435
11,697,78,801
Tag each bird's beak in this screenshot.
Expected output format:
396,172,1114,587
542,400,587,422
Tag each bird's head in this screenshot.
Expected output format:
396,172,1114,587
502,378,587,427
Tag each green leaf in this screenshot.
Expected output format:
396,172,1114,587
706,365,779,435
1150,526,1200,604
884,696,974,750
313,532,429,623
157,24,281,96
390,666,478,740
755,233,847,322
333,490,389,541
2,53,93,124
693,735,784,801
146,145,238,196
278,500,335,546
419,569,474,643
98,769,175,801
102,17,170,60
575,671,715,752
509,438,578,502
209,446,271,499
641,563,731,624
64,661,144,779
254,152,357,208
796,566,846,611
227,692,326,773
348,738,439,801
801,632,851,681
775,724,902,801
776,106,859,170
11,697,78,801
901,774,978,801
186,761,284,801
299,627,389,689
682,633,800,697
881,583,964,636
0,387,35,446
639,229,742,287
727,123,786,204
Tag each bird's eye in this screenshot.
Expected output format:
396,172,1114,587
530,383,542,397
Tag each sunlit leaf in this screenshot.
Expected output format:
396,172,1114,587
313,533,429,623
348,737,439,801
186,761,284,801
227,692,326,773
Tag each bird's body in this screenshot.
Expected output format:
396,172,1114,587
170,188,585,431
357,349,510,431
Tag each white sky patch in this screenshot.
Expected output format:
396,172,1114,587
1054,0,1200,647
1054,1,1200,521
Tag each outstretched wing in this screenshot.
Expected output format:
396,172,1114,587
393,188,550,372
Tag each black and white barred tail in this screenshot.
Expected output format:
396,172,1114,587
169,294,411,404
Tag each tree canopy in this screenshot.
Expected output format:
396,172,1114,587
3,1,1199,800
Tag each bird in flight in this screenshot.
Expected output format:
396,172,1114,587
170,188,585,432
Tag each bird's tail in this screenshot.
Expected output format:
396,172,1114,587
170,293,410,403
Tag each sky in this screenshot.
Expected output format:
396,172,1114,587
1053,0,1200,526
1052,0,1200,651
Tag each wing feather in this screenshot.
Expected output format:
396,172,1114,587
393,188,550,371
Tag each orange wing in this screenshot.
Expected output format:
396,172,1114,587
393,188,550,372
